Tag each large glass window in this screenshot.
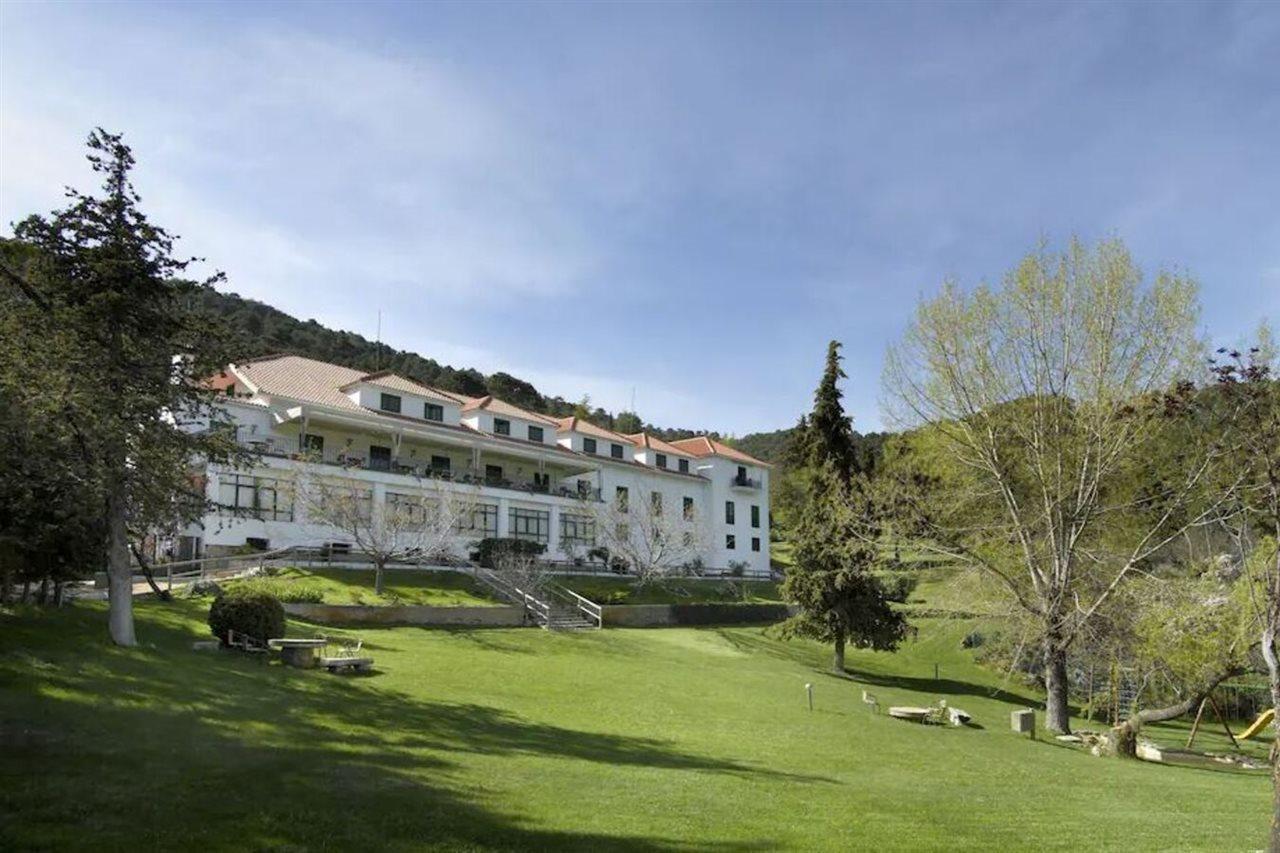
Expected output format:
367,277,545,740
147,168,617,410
457,502,498,535
387,492,439,528
485,464,504,482
493,418,511,436
615,486,629,512
528,425,544,442
218,475,293,521
380,393,402,414
725,500,735,524
583,437,598,454
611,443,623,459
430,455,451,473
560,513,596,548
424,403,444,421
510,508,550,544
651,491,663,515
751,505,760,528
369,445,392,471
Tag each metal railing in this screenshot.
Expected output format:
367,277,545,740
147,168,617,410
731,474,761,489
547,582,603,628
240,439,602,501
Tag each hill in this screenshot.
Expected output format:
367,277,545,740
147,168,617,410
194,287,734,442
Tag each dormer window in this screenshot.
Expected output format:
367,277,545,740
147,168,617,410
424,403,443,421
656,453,667,469
380,393,402,414
611,443,623,459
583,437,597,454
494,418,510,436
528,425,544,442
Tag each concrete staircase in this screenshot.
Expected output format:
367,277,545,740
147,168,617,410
468,565,601,631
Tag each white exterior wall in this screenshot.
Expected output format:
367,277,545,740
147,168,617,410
557,430,635,462
189,393,770,575
462,410,555,445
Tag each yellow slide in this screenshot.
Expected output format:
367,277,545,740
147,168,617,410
1239,708,1276,740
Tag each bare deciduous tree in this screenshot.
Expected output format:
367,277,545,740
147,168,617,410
292,471,473,595
593,490,709,585
883,238,1229,733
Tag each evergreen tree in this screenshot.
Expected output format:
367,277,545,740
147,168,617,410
809,341,858,482
781,342,907,671
7,130,247,645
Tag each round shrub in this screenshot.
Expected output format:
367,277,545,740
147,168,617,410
208,589,285,645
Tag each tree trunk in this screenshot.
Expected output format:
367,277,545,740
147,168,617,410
106,477,136,646
1261,622,1280,853
1102,667,1241,758
129,543,171,601
1043,641,1071,734
37,576,50,606
1,566,11,605
21,578,31,604
374,559,386,596
832,634,846,673
53,580,66,607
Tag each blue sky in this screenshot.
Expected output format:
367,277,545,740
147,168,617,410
2,1,1277,434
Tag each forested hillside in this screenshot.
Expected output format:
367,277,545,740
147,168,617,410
195,288,734,441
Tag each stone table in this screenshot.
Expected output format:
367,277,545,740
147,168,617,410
268,638,327,668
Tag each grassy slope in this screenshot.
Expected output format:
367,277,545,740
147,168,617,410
559,576,782,605
255,567,503,607
1,599,1268,851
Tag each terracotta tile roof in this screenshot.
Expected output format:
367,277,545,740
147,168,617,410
339,370,465,404
669,436,771,467
558,417,636,444
460,395,560,426
625,433,694,458
232,355,368,411
202,371,238,392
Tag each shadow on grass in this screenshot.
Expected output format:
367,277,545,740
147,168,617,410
1,603,795,851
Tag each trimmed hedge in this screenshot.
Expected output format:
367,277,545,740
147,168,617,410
470,537,546,569
208,589,286,645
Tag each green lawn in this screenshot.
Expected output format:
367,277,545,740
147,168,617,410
561,575,782,605
237,566,503,607
1,600,1268,851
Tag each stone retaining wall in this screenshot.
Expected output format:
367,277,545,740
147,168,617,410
284,602,794,628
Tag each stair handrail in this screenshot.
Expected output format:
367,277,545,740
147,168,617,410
547,583,603,628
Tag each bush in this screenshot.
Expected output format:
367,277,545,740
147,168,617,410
181,579,224,599
208,589,286,644
470,537,546,569
230,576,324,604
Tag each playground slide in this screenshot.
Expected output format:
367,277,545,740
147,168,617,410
1239,708,1276,740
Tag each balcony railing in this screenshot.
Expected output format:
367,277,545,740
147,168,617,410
238,438,602,501
731,474,761,489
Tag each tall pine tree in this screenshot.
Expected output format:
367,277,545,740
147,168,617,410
781,341,907,671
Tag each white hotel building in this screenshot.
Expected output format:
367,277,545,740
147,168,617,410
185,355,771,575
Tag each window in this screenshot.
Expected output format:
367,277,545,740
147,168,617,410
218,475,293,521
532,472,550,491
738,465,747,479
656,453,667,469
493,418,510,436
485,464,504,482
726,534,736,550
424,403,444,421
615,486,629,512
678,458,689,474
380,393,402,414
611,443,623,459
457,503,498,535
725,500,735,524
583,437,598,454
751,537,761,552
528,425,544,442
429,455,451,473
510,508,550,544
560,513,596,548
301,433,324,457
369,445,392,471
683,496,694,520
388,492,439,529
651,491,663,515
751,505,760,528
616,522,631,541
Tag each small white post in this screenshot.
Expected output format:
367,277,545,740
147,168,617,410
805,682,813,712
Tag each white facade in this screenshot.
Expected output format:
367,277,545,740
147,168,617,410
187,355,772,576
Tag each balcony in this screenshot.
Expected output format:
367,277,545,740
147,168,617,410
730,473,761,489
239,438,602,501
